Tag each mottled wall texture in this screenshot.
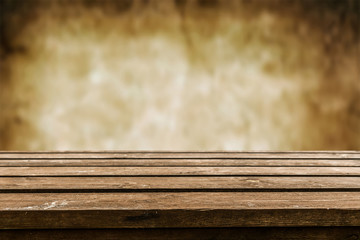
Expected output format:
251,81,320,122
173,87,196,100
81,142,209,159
0,0,359,150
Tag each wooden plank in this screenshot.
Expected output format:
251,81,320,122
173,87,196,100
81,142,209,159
1,151,359,230
1,227,359,240
0,166,359,176
1,159,359,167
1,177,360,191
3,209,359,228
1,151,359,159
1,192,359,210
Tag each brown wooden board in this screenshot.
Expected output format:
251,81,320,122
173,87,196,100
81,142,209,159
2,192,360,210
0,151,359,231
1,192,360,228
1,227,360,240
1,209,360,228
1,159,359,167
1,151,359,159
1,166,360,176
1,177,360,192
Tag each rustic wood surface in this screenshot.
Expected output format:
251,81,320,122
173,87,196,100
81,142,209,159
1,227,360,240
0,151,359,239
1,151,359,159
2,176,360,191
1,166,359,176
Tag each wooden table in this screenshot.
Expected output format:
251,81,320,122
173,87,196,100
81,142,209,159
0,151,359,239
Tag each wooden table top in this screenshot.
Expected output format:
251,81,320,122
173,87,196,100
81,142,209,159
0,151,359,230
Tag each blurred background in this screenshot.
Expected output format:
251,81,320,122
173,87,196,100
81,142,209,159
0,0,359,151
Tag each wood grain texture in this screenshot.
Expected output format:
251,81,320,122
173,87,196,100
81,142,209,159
0,151,359,231
1,166,359,176
1,227,359,240
2,192,360,210
1,159,359,167
1,209,360,228
1,177,360,191
1,151,359,159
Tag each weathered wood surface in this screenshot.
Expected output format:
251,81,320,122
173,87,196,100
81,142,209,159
1,166,359,176
2,227,359,240
1,151,359,159
1,159,360,167
1,227,360,240
2,176,360,191
0,151,359,238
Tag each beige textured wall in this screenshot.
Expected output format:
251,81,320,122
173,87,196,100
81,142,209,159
0,0,359,150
